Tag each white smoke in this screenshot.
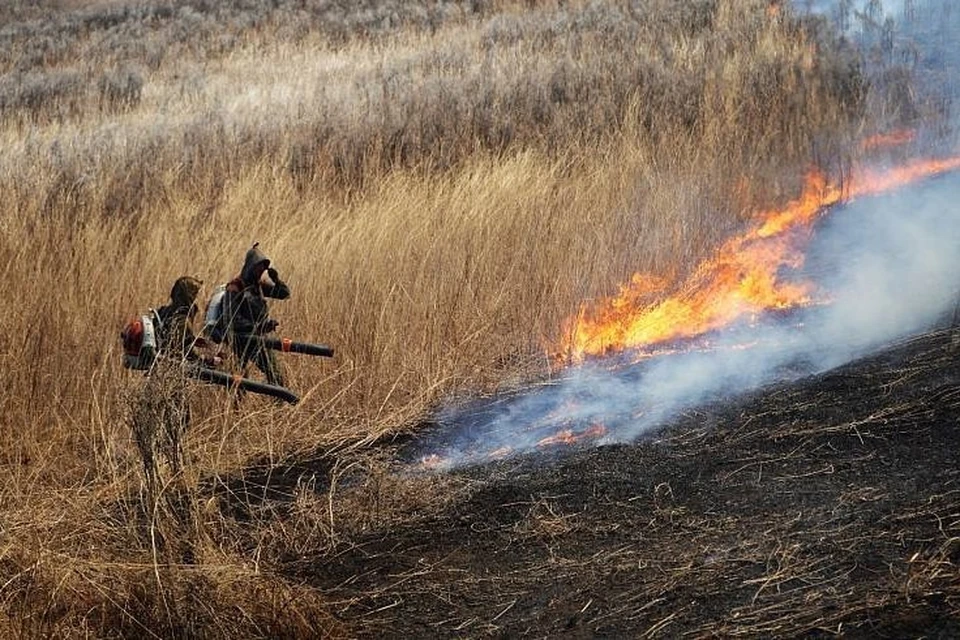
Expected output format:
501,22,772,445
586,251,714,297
795,0,921,22
416,171,960,469
805,174,960,362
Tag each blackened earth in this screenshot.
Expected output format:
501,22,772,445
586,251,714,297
220,328,960,638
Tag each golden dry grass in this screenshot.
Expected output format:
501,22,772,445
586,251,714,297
0,0,886,635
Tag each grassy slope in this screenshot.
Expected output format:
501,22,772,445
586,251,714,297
0,0,920,636
0,0,861,476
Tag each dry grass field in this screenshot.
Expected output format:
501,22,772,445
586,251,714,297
0,0,942,636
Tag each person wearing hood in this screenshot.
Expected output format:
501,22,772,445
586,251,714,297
222,242,291,387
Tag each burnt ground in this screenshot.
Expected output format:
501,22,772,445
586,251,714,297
223,328,960,638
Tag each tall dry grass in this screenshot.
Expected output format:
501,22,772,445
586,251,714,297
0,0,893,635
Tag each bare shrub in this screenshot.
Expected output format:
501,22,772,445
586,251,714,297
130,363,200,566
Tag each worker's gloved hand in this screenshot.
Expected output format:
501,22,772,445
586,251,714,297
263,318,279,333
267,267,280,283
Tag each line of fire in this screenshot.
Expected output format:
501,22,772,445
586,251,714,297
415,139,960,472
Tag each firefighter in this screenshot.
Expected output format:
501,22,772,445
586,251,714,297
222,242,291,387
131,275,219,545
155,275,220,367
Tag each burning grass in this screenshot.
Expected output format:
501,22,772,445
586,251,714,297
561,156,960,362
0,0,957,636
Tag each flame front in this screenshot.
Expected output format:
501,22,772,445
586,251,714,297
536,423,607,448
561,157,960,362
859,129,917,152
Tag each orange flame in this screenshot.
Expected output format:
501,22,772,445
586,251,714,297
561,157,960,362
860,129,917,152
536,423,607,448
419,453,446,470
488,446,514,460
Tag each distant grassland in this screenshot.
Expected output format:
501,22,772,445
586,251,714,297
0,0,881,636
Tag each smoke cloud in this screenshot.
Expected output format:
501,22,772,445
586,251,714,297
416,172,960,469
798,0,960,116
797,0,932,23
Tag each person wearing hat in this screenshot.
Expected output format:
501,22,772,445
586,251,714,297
155,275,220,367
131,275,218,507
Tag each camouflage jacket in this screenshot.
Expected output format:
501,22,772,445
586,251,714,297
156,304,202,362
156,276,205,362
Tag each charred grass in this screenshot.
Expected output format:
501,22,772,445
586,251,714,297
281,328,960,637
0,0,954,637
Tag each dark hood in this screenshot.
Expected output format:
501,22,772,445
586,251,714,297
240,243,270,285
170,276,202,308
